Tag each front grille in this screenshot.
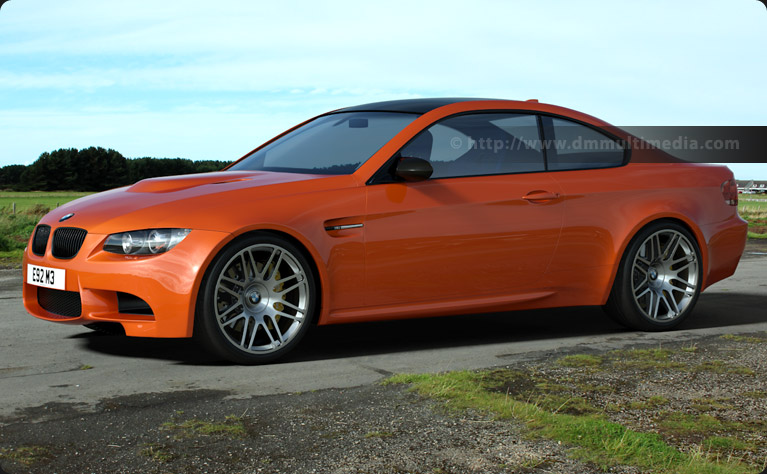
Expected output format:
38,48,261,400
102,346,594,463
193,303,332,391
37,287,82,318
32,225,51,256
52,227,88,259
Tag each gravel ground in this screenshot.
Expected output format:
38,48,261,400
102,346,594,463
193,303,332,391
489,335,767,469
1,240,765,473
2,332,766,474
0,385,605,474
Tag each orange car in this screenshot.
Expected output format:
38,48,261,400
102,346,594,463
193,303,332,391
22,98,747,363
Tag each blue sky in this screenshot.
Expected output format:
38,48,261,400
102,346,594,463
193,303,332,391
1,0,765,179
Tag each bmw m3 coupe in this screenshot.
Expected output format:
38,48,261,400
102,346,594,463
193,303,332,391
23,98,748,363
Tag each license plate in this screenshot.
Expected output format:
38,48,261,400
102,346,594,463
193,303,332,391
27,264,66,290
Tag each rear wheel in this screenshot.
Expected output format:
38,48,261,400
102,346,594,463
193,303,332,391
605,222,701,331
195,233,316,364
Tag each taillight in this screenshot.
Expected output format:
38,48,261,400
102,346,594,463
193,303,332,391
721,179,738,206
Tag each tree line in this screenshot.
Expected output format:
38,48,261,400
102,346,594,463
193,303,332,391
0,147,233,192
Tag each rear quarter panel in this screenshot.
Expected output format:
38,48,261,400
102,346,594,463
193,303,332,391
545,162,745,306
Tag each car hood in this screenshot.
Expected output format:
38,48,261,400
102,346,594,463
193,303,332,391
41,170,359,234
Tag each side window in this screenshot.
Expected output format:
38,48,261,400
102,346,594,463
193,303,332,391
399,114,544,179
542,117,626,171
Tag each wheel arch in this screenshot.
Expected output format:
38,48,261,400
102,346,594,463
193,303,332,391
601,213,708,304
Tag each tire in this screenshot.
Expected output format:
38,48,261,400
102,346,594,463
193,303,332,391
194,233,317,364
605,221,702,331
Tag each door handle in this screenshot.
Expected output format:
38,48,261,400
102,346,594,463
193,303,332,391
522,190,560,203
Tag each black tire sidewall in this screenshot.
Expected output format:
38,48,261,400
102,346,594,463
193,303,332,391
194,233,317,364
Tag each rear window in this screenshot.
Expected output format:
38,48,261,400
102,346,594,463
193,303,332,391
541,117,626,171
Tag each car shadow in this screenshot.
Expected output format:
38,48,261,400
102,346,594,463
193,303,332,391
72,291,767,365
70,331,225,365
287,291,767,363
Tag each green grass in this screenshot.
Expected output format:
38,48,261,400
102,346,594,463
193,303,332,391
0,249,24,268
140,443,175,463
0,191,92,214
622,396,670,411
703,436,755,452
556,354,603,368
658,412,743,437
385,371,755,474
742,390,767,399
693,360,756,376
739,198,767,236
690,398,735,412
0,192,93,267
0,445,52,466
556,347,685,371
161,415,247,439
720,334,767,344
610,348,686,370
0,212,40,251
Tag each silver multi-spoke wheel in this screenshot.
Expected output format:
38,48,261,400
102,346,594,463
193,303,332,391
631,229,698,321
605,222,702,331
196,234,316,364
215,243,310,353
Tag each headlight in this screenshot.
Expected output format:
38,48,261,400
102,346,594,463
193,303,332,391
104,229,191,255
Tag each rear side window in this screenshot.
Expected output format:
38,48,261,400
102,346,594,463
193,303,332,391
399,113,544,179
541,117,626,171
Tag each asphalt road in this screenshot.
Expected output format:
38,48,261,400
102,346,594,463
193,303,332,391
1,249,766,420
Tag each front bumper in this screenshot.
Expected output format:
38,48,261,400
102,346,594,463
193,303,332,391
22,228,230,338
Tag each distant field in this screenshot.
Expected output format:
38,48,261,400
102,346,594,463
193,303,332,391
0,192,93,267
740,198,767,208
0,192,92,214
738,195,767,238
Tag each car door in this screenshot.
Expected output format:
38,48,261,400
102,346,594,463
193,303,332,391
362,113,564,308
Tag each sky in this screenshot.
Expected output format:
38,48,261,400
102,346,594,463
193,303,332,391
0,0,766,179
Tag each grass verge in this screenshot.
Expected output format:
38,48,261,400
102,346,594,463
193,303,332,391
385,368,756,474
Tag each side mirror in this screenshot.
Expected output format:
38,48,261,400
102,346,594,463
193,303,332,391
395,157,433,182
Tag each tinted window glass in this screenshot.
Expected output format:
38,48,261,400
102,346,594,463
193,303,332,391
399,114,544,179
230,112,417,175
542,117,625,170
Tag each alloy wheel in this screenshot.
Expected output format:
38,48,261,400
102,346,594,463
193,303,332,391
630,229,699,321
213,243,310,354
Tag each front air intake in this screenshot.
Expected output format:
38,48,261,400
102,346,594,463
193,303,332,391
52,227,88,259
37,287,82,318
117,292,154,316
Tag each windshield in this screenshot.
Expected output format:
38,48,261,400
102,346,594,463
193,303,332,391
229,112,418,175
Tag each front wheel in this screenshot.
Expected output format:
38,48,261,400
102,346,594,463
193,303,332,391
605,222,702,331
195,233,317,364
